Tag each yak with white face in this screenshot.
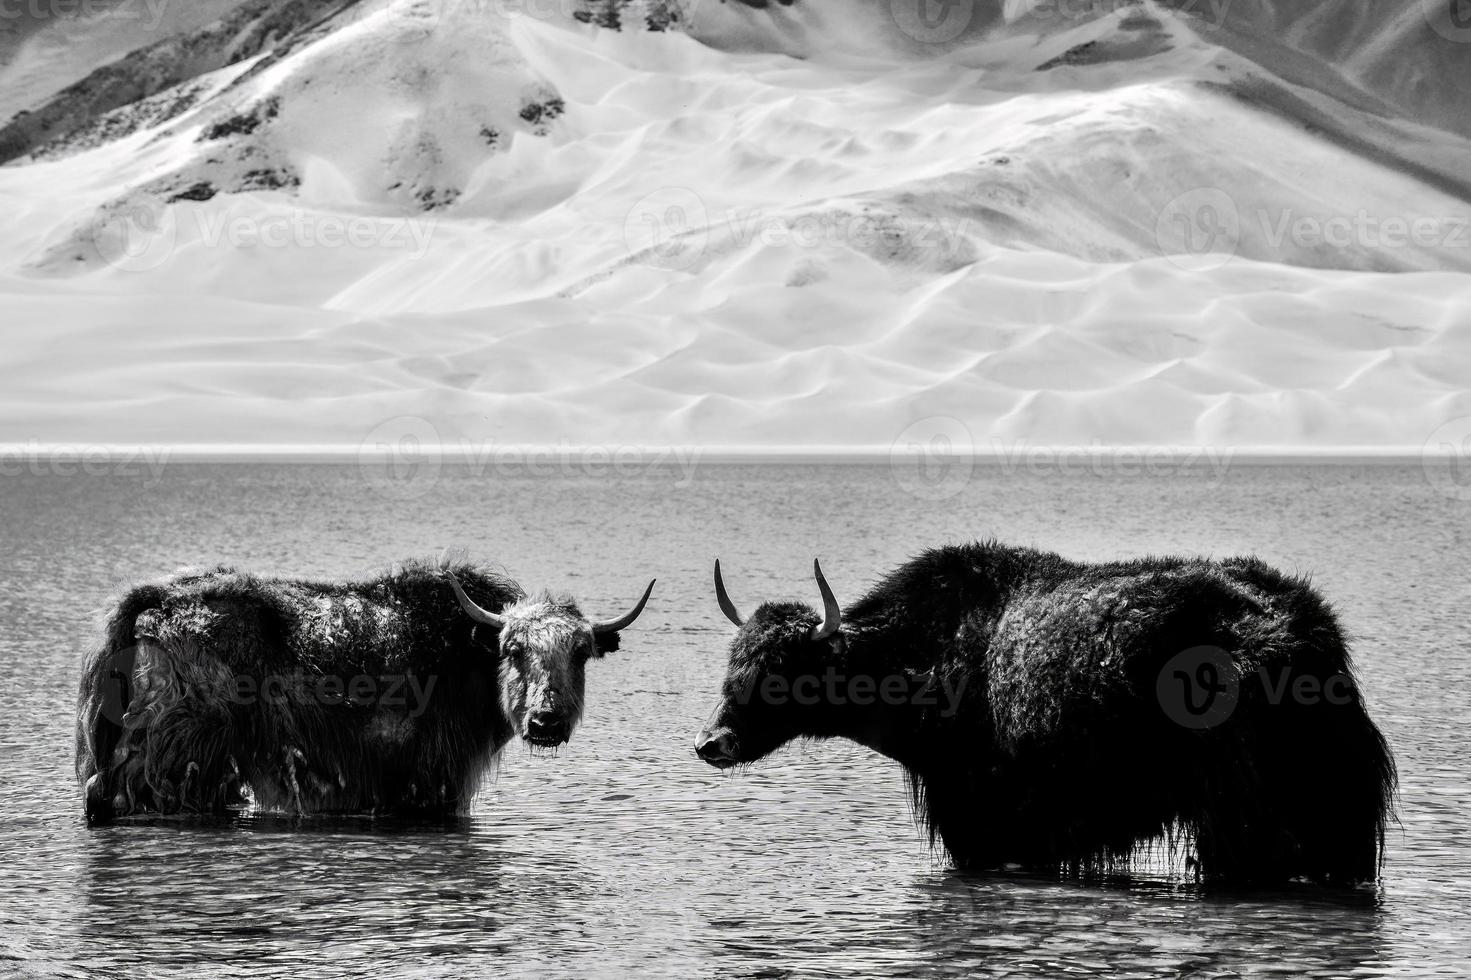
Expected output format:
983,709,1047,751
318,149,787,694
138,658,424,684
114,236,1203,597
77,557,654,822
444,577,643,748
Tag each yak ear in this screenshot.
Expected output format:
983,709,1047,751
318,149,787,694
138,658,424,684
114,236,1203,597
470,624,500,649
593,631,621,656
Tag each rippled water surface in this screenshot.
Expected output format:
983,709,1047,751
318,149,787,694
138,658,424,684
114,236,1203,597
2,462,1468,977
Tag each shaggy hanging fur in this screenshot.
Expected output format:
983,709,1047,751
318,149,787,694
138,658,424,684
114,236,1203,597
705,542,1397,885
76,556,525,822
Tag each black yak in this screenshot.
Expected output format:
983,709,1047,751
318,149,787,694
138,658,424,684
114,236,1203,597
77,556,654,823
696,544,1396,885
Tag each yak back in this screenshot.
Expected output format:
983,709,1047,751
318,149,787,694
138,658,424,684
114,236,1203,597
845,542,1351,738
122,557,522,677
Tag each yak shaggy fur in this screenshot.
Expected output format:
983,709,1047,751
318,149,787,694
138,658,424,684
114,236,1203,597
75,557,593,821
713,542,1396,885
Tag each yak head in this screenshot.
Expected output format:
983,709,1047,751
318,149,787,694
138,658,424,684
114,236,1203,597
447,574,655,749
695,559,845,769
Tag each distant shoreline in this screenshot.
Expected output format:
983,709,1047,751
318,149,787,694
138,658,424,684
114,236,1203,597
0,444,1454,466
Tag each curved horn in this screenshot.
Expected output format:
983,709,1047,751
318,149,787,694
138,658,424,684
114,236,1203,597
447,572,506,628
713,559,745,627
810,558,842,641
592,579,656,634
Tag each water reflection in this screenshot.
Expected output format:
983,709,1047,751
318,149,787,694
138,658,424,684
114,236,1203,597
692,868,1389,978
904,872,1386,977
75,819,583,974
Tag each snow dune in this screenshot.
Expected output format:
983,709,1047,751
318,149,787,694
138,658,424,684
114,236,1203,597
1,0,1468,451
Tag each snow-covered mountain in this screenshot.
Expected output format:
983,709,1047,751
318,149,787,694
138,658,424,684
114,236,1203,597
1,0,1468,449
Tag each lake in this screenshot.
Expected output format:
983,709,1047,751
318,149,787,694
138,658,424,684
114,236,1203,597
1,460,1468,977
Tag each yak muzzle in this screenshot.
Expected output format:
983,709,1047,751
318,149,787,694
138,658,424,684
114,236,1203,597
695,728,740,769
524,710,572,747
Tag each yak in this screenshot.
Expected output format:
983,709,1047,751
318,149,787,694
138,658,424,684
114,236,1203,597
695,543,1396,885
77,556,654,823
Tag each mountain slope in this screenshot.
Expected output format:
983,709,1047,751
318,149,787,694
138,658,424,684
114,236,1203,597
0,0,1468,450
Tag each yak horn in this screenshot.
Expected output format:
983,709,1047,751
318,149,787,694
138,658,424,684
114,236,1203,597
592,580,657,634
447,572,506,628
713,559,745,627
810,559,842,641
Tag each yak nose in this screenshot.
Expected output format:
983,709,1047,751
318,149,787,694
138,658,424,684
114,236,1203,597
695,728,739,769
526,710,569,745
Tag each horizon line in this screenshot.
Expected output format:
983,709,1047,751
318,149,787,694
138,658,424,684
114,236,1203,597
0,443,1456,465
